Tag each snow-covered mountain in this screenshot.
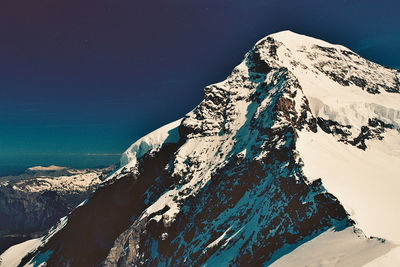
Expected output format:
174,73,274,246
2,30,400,266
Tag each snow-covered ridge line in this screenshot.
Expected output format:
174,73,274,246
120,118,182,167
104,118,182,182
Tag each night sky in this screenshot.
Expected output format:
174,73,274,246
0,0,399,172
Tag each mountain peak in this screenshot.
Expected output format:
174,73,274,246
266,30,348,50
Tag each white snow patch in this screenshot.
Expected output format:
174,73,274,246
221,227,244,249
205,227,232,250
76,198,88,208
45,216,68,241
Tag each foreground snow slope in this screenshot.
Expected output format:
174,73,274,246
270,227,393,267
0,239,41,267
297,129,400,243
3,30,400,266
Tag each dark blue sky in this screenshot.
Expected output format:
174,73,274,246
0,0,399,171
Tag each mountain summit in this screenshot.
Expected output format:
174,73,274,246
2,30,400,266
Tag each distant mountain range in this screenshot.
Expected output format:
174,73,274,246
0,166,114,255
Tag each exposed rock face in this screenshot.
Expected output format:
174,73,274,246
316,117,394,150
0,167,113,253
6,31,400,266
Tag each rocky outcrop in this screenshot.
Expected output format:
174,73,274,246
316,117,394,150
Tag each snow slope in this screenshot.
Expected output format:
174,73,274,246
270,227,394,267
0,238,42,267
297,129,400,244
